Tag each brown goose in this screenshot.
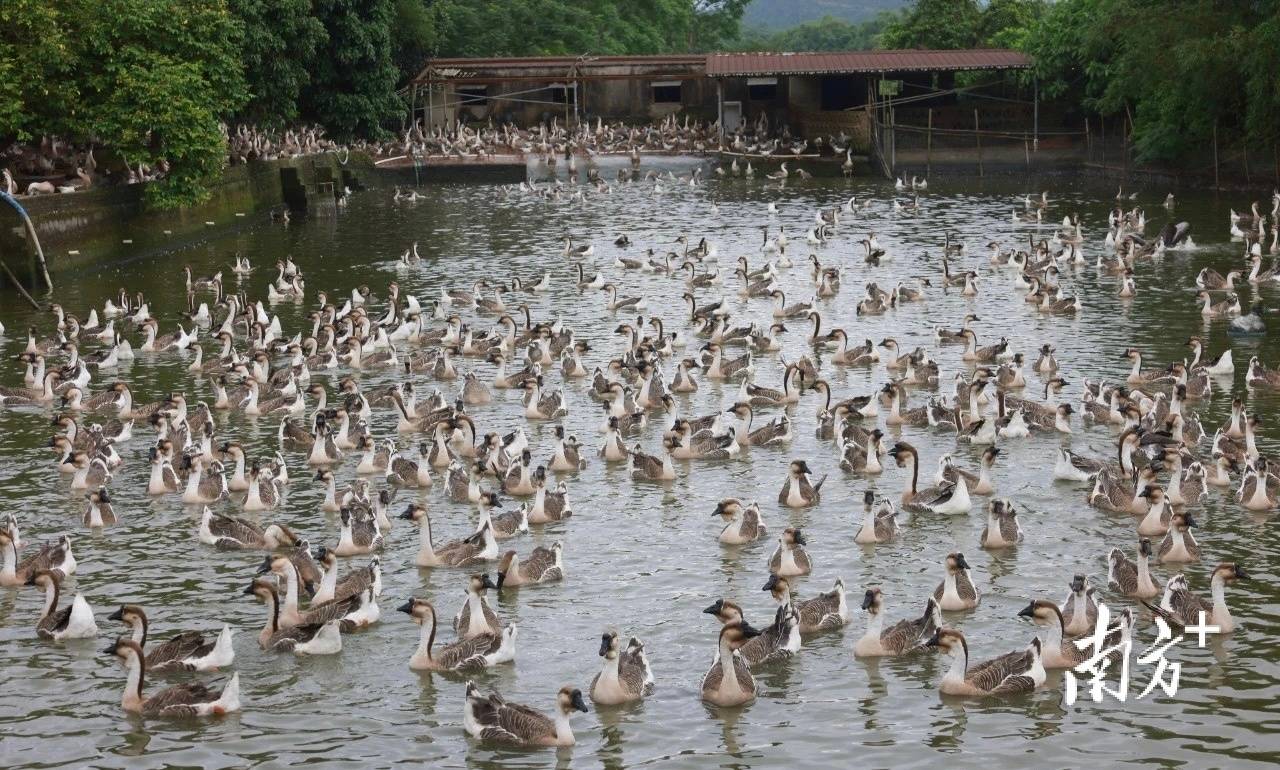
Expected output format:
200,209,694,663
244,577,343,654
104,638,241,716
589,630,654,705
108,605,235,672
463,682,589,747
197,507,298,550
764,574,848,634
400,598,516,671
453,573,503,638
926,628,1046,697
496,542,563,588
853,588,941,657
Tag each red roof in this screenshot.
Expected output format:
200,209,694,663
706,49,1032,76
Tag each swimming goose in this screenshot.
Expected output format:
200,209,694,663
0,531,74,586
590,631,654,705
104,638,240,716
603,283,646,312
29,570,98,639
769,289,813,319
778,459,825,508
1135,485,1174,536
767,527,812,576
82,487,117,527
257,554,377,632
198,507,298,550
108,605,234,672
1109,538,1162,598
334,507,383,556
1196,290,1240,318
464,682,588,747
890,443,971,514
926,629,1046,696
1018,600,1131,669
312,549,381,605
764,574,848,634
496,542,563,588
1196,267,1242,290
400,598,515,671
933,552,980,610
713,498,767,544
1143,563,1248,632
529,467,571,523
244,577,343,654
454,573,503,638
522,376,567,419
1156,511,1200,563
548,425,586,471
853,491,898,544
725,403,792,447
978,499,1024,548
563,236,594,257
854,589,941,657
699,621,762,707
838,423,885,474
941,447,999,495
1059,575,1100,636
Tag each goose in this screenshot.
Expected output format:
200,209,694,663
590,630,654,705
927,629,1045,696
978,498,1024,549
603,283,646,312
933,552,980,611
1018,600,1132,669
334,507,383,556
0,531,73,587
244,578,343,654
197,505,298,551
767,527,812,576
700,342,751,380
312,549,381,605
889,443,971,514
496,542,563,588
1236,460,1279,510
256,555,377,632
1196,267,1242,290
104,638,240,716
827,331,879,366
108,605,234,672
769,289,813,319
713,499,767,544
599,418,629,461
575,264,605,289
853,491,898,544
548,425,586,471
941,447,999,495
777,460,825,508
1059,575,1100,636
454,573,503,638
400,598,515,671
1246,356,1280,388
1135,485,1174,536
1185,337,1233,376
563,236,594,257
764,574,848,634
1157,512,1200,563
1197,290,1241,318
854,589,941,657
464,682,588,747
699,621,762,707
1109,539,1162,599
1143,563,1249,632
529,468,571,523
82,487,117,527
522,376,567,419
29,570,98,639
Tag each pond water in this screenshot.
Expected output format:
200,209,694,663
1,160,1278,770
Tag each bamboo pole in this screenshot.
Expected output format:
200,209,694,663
1085,117,1091,160
0,190,52,290
1024,132,1030,169
974,109,983,177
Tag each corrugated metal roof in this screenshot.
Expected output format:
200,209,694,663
705,49,1032,76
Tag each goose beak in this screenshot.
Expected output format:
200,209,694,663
1017,602,1036,619
861,591,875,610
702,600,723,616
598,634,612,657
107,607,124,621
396,600,414,614
1070,575,1085,592
925,630,943,648
761,574,779,592
571,690,589,713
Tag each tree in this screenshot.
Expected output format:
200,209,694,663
880,0,982,50
302,0,403,139
231,0,328,127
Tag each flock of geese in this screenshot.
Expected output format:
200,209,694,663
0,167,1276,749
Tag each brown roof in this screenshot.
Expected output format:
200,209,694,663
705,49,1032,76
414,55,705,84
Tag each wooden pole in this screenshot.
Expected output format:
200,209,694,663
1100,114,1105,167
1,191,52,290
1085,117,1091,160
1024,132,1030,169
926,108,933,178
974,109,983,177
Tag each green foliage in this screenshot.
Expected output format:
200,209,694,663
301,0,403,140
880,0,982,49
0,0,79,140
231,0,327,127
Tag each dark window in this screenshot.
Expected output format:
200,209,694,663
549,85,576,104
458,86,487,106
820,75,860,111
652,84,682,104
748,83,777,101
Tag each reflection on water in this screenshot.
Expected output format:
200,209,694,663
1,161,1279,769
